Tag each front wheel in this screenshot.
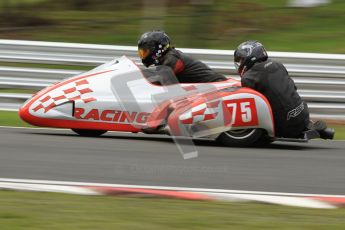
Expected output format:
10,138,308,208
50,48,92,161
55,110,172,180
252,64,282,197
72,129,107,137
216,128,268,147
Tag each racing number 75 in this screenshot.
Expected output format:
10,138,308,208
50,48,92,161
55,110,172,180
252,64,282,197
222,98,258,127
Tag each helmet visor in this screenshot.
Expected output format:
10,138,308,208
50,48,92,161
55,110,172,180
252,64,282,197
234,59,242,71
234,52,242,71
138,48,150,59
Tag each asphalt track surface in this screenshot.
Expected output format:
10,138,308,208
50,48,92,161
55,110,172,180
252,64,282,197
1,127,344,195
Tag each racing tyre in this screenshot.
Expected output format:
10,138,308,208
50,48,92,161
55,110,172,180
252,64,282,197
217,128,266,147
72,129,107,137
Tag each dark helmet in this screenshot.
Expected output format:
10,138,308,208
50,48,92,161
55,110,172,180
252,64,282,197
138,31,171,67
234,40,268,76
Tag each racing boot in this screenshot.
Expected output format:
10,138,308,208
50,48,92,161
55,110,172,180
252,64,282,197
311,120,335,140
319,128,335,140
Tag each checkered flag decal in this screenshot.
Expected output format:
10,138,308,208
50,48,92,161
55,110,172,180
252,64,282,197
33,79,96,113
179,100,219,125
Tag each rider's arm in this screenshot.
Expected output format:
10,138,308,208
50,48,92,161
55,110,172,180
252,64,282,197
241,71,259,89
161,54,185,75
155,65,179,85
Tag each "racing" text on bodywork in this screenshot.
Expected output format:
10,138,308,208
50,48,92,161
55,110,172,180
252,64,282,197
74,108,150,123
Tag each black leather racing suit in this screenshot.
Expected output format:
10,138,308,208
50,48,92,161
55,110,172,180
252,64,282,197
157,48,227,83
241,59,310,138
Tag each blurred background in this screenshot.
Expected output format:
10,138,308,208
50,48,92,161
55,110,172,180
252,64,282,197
1,2,345,229
0,0,344,53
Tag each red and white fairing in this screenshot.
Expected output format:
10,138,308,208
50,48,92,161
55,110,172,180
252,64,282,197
19,56,274,138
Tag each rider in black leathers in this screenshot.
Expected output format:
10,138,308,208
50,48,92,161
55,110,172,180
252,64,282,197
138,31,227,84
234,40,334,139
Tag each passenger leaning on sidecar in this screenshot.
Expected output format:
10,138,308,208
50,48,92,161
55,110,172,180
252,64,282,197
234,40,334,139
137,30,227,83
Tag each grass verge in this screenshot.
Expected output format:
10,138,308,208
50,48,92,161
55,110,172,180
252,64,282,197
0,110,344,140
0,190,344,230
0,110,34,127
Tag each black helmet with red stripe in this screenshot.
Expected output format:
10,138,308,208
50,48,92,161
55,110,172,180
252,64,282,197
234,40,268,76
138,31,171,67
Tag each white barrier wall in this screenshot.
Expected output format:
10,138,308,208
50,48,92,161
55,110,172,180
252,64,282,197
0,39,344,120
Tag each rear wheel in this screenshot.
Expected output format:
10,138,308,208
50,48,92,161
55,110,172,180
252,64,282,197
217,128,268,147
72,129,107,137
